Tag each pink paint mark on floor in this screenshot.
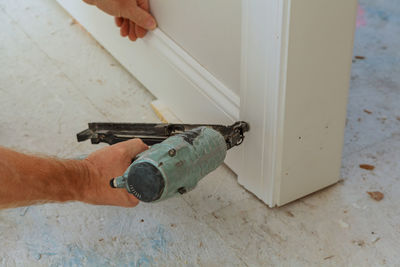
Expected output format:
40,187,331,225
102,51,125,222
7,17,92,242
357,5,367,28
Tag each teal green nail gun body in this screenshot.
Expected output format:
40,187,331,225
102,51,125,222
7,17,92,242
77,121,249,203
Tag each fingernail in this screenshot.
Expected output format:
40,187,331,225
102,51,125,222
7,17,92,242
146,18,156,29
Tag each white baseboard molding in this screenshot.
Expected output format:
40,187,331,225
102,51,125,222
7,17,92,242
150,100,181,123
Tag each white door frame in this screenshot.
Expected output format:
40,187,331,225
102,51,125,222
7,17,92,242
240,0,357,206
57,0,357,206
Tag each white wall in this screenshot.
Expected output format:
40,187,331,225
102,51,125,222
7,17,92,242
150,0,242,95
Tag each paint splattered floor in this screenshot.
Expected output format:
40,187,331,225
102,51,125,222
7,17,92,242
1,0,400,266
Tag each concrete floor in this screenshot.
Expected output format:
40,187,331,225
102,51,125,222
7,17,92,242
1,0,399,266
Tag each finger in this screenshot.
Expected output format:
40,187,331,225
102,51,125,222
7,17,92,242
122,6,157,30
128,21,137,41
136,0,150,37
82,0,96,5
135,24,147,38
106,190,139,207
115,17,123,27
123,192,140,207
120,18,130,37
137,0,150,11
114,138,148,160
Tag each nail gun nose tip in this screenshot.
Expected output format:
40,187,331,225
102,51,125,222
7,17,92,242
242,121,250,132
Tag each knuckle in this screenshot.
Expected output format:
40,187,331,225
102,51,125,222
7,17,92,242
133,138,146,146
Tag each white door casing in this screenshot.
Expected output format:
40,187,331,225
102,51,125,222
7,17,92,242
240,0,357,206
57,0,357,206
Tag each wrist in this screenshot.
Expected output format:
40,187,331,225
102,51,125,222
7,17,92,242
76,158,99,204
56,159,93,203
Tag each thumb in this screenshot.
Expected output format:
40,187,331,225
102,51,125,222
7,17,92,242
123,6,157,30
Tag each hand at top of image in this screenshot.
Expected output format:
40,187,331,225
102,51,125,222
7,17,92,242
83,0,157,41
